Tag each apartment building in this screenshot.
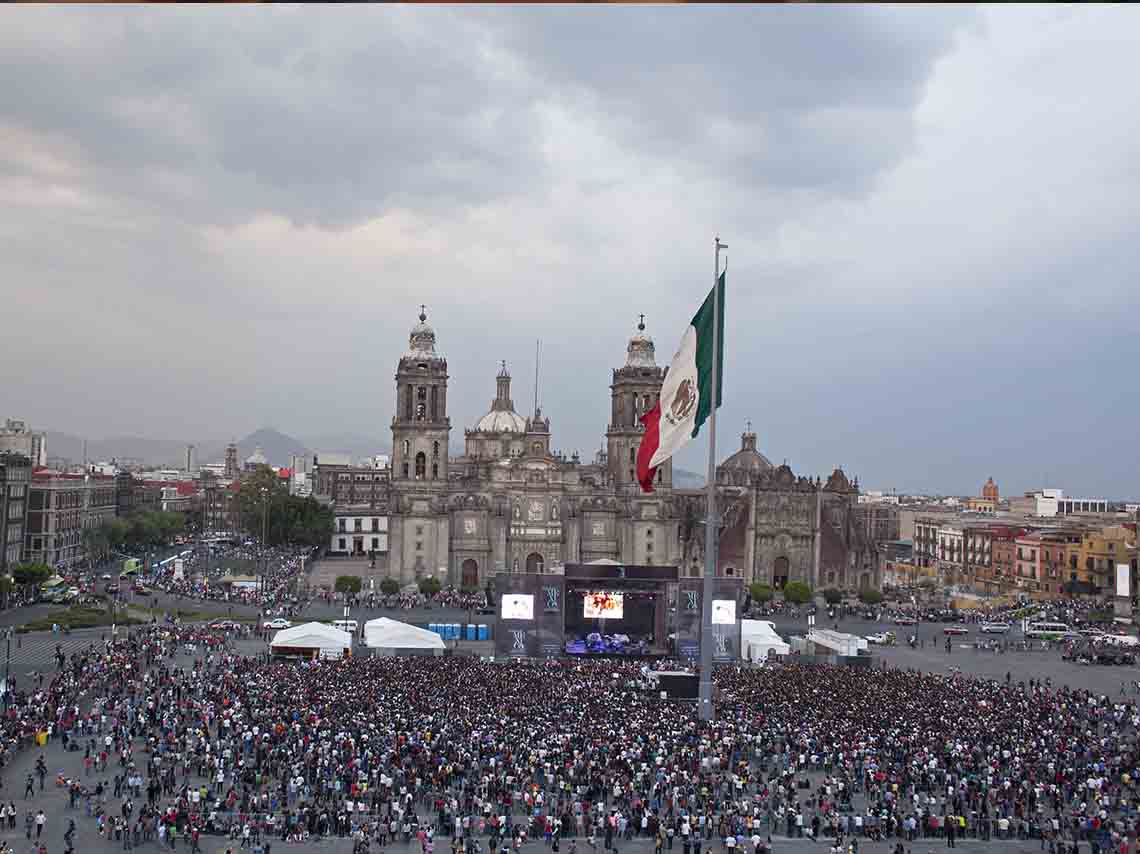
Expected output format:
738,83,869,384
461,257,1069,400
25,471,118,570
0,452,31,572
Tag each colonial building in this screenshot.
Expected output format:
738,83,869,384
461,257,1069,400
25,470,118,570
316,310,880,592
0,452,31,572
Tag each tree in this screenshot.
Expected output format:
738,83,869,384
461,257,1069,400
783,581,812,605
380,577,400,596
12,562,53,586
822,587,843,605
418,576,441,597
334,575,363,595
748,583,773,603
859,588,884,605
232,468,332,547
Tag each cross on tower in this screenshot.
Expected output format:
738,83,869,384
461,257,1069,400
419,304,427,322
638,313,645,331
746,419,752,433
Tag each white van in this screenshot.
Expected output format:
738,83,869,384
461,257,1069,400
332,619,359,634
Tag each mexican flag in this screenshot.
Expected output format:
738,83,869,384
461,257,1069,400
636,271,725,493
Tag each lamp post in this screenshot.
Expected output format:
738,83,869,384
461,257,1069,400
3,628,12,713
260,487,269,599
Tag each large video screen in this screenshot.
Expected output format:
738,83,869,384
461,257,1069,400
583,591,624,620
501,594,535,621
711,599,736,625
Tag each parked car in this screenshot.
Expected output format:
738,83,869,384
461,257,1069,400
209,619,242,630
865,632,895,645
101,573,113,581
104,583,120,594
943,626,969,636
979,622,1011,634
893,616,917,626
262,618,292,630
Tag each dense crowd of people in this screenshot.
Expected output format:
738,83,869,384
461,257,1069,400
8,637,1140,854
146,543,316,609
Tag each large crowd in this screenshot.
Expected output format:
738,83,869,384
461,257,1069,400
146,543,316,609
7,635,1140,854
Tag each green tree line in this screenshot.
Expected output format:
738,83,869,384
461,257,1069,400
82,510,187,561
232,466,334,547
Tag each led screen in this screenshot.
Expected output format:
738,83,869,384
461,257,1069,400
501,594,534,621
711,599,736,625
583,591,624,620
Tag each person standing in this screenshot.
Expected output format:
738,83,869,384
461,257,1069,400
34,811,44,840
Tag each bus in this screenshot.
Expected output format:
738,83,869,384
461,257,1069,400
1025,621,1070,639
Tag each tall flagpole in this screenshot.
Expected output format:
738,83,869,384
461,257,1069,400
698,236,725,722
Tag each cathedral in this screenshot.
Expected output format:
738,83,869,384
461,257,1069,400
316,309,879,592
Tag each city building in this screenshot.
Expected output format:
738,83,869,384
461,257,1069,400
243,446,268,472
982,477,999,502
223,443,239,479
0,452,31,572
313,310,879,591
25,470,118,571
0,419,47,467
184,444,198,475
855,503,901,545
964,497,996,513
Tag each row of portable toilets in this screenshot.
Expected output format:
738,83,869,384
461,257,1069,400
428,623,490,641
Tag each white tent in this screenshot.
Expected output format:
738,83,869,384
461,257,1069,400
741,619,790,663
363,617,446,656
270,622,352,659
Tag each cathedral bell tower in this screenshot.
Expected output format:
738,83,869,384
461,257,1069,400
391,307,451,482
607,316,671,489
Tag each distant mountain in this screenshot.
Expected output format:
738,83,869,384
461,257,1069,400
301,432,388,462
45,430,198,469
674,468,705,489
233,428,310,469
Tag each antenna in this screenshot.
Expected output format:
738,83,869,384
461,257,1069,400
534,339,540,416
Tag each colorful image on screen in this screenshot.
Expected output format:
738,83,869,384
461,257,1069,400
501,594,534,621
583,591,624,620
711,599,736,625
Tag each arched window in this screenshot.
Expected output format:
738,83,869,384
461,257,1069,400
402,440,410,457
432,463,438,479
629,447,635,464
404,386,413,420
415,452,426,480
643,394,650,413
430,386,438,420
525,552,544,573
433,441,440,458
416,387,427,420
532,442,542,455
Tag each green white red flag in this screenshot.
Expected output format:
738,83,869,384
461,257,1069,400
636,271,725,492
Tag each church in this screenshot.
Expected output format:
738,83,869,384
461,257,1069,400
313,309,879,593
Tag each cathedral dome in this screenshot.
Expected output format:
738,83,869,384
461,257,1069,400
625,316,656,368
472,360,528,433
720,430,773,472
475,409,528,433
404,306,439,359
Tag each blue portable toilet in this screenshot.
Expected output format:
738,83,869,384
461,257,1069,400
466,623,476,640
477,624,489,641
451,623,461,640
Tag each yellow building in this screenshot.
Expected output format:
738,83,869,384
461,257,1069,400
965,497,996,513
1064,526,1136,596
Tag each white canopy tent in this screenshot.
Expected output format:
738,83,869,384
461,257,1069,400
270,622,352,659
363,617,446,656
741,619,790,663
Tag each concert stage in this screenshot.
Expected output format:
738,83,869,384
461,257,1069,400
494,563,743,663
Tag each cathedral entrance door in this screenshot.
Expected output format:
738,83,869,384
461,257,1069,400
461,559,478,589
773,556,790,590
525,552,544,574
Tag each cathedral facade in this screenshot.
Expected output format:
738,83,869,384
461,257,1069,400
319,310,879,593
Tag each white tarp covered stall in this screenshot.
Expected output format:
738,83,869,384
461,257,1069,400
270,622,352,659
364,617,446,656
741,619,790,662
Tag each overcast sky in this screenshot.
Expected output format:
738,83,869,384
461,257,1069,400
2,6,1139,498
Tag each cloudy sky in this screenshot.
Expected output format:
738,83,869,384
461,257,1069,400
3,6,1139,498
